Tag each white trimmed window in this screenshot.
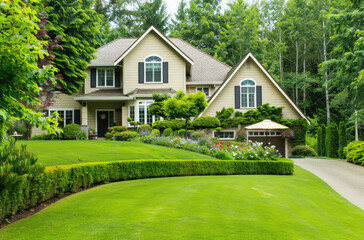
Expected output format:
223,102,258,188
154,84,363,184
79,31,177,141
49,109,74,128
97,69,114,87
129,106,135,121
138,101,154,124
197,87,210,96
241,79,256,108
214,131,235,139
145,56,162,83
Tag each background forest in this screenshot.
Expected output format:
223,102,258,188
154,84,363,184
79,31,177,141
1,0,363,141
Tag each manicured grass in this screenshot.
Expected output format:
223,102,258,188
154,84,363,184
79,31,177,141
15,140,212,166
1,167,364,240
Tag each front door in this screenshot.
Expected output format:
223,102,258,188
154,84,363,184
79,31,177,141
97,111,109,137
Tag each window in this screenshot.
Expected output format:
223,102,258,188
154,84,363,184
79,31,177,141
241,80,256,108
97,69,114,87
197,87,210,96
129,106,135,121
214,131,235,139
138,101,154,124
145,56,162,83
49,109,73,128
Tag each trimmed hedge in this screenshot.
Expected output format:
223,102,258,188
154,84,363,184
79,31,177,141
0,159,294,222
291,145,318,157
152,120,193,131
344,141,364,165
192,117,221,129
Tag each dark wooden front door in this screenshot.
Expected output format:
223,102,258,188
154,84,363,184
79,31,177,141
97,111,109,137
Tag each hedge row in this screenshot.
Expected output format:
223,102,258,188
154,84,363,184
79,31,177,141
0,159,293,222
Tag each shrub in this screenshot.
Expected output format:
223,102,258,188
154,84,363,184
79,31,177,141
163,128,173,137
138,124,152,135
63,124,81,139
291,145,318,157
151,129,160,136
192,117,220,129
216,127,222,132
192,132,205,140
344,141,364,165
325,123,339,158
177,129,186,137
0,158,294,221
216,107,234,121
338,122,347,159
213,150,234,160
31,133,58,140
79,131,88,140
152,120,193,131
234,111,243,117
108,126,127,133
114,131,139,141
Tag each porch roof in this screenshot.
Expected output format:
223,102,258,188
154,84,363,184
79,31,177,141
74,89,132,101
245,119,289,130
125,88,176,96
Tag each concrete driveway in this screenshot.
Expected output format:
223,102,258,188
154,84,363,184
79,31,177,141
292,158,364,210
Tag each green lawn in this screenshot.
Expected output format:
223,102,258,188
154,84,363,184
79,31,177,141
1,167,364,240
16,140,212,166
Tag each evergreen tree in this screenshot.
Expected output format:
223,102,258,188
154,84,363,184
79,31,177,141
321,124,326,156
326,123,339,158
170,0,187,31
44,0,100,94
338,121,347,159
137,0,169,34
317,126,322,156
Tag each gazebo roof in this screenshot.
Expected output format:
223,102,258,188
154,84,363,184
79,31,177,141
245,119,288,130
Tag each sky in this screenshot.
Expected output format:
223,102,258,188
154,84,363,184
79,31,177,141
165,0,231,17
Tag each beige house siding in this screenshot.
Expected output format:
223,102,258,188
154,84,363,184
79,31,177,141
187,85,219,97
50,92,82,109
203,58,301,119
123,32,186,94
84,68,123,95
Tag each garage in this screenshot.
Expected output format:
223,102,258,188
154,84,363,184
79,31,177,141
245,120,290,158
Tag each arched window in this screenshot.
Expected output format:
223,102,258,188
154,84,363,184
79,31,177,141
145,55,162,83
241,79,256,108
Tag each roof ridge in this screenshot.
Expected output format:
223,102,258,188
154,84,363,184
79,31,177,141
97,37,138,51
170,37,232,69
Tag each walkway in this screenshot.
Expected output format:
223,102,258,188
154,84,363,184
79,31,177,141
293,158,364,210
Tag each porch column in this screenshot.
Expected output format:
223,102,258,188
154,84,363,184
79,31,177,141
81,102,88,127
285,138,289,158
121,104,127,127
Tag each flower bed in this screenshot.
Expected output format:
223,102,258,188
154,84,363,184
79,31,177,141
139,135,280,160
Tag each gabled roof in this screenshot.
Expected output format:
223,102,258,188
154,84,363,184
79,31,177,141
245,119,289,130
206,52,309,124
113,26,194,66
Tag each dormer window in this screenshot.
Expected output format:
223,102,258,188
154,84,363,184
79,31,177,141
145,55,162,83
97,69,114,87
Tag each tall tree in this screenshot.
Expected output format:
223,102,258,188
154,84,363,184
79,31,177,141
170,0,187,31
170,0,225,56
44,0,100,94
137,0,169,34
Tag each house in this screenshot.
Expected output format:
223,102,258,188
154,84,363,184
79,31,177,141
34,26,308,145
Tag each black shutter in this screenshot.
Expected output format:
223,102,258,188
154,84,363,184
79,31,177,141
91,68,96,88
115,68,121,87
256,86,262,107
138,62,144,83
163,62,168,83
234,86,240,109
74,110,81,125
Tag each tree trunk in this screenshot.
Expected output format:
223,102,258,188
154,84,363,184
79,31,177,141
279,26,283,87
323,10,330,124
185,118,188,139
295,40,299,105
303,41,306,115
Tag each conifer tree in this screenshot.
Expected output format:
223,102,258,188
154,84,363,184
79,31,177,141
338,121,347,159
321,124,326,156
317,126,322,156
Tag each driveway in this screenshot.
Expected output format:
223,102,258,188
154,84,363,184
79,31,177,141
292,158,364,210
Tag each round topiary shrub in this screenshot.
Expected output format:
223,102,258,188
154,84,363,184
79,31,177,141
213,149,234,160
108,126,127,133
163,128,173,137
291,145,318,157
151,129,160,136
63,124,81,139
138,124,152,135
178,129,186,137
192,116,221,129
